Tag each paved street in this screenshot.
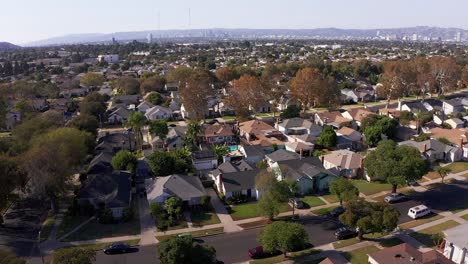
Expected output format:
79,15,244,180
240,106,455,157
94,245,159,264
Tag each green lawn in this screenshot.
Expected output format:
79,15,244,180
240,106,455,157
380,237,404,248
333,232,388,249
221,115,237,120
462,213,468,220
57,215,90,240
301,196,326,208
62,200,140,242
311,206,339,215
445,162,468,173
191,210,221,227
156,227,224,241
55,239,140,254
399,214,443,229
410,220,460,247
39,216,56,242
320,194,339,204
352,180,392,196
229,202,290,221
342,246,380,264
167,217,189,231
250,248,321,264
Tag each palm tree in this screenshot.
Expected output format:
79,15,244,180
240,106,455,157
435,166,451,183
126,111,147,151
185,121,202,149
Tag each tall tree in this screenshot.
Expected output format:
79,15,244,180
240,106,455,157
126,111,146,151
80,72,105,88
140,76,166,94
226,74,269,120
330,178,359,206
157,236,217,264
339,198,400,240
116,76,140,95
316,126,337,148
167,66,193,84
68,114,99,136
215,66,239,84
22,128,91,212
179,69,213,120
148,120,169,141
259,221,309,257
185,121,202,148
111,150,137,172
0,156,26,224
364,140,429,193
429,56,461,95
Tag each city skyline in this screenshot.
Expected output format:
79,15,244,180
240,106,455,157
1,0,468,44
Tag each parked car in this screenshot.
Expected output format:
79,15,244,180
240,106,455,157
408,205,431,219
384,193,405,203
334,227,357,240
289,198,304,209
103,243,131,254
248,246,281,259
330,206,346,217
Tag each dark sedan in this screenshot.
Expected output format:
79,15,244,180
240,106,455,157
103,243,131,254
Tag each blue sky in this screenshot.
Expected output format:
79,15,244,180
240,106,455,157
2,0,467,44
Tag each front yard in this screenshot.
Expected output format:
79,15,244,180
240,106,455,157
229,202,291,221
444,162,468,173
342,246,380,264
57,215,90,239
410,220,460,247
351,180,392,196
301,196,326,208
191,210,221,227
311,205,339,216
399,214,444,229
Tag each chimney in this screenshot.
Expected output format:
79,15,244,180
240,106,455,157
218,173,224,194
320,155,324,164
459,137,463,151
422,143,427,153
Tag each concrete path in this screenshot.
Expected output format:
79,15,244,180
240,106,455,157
207,188,242,232
138,195,158,246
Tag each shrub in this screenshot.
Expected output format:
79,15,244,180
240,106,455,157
98,208,114,224
150,202,163,217
122,207,134,222
201,195,211,210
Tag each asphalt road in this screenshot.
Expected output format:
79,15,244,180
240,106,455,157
94,245,159,264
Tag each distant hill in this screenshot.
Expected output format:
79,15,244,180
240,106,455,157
24,26,467,46
0,42,21,52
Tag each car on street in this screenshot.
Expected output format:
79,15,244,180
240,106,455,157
384,193,405,203
330,206,345,217
103,243,131,254
289,198,304,209
334,227,357,240
408,205,431,219
248,246,281,259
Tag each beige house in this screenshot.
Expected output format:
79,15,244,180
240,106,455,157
321,150,363,178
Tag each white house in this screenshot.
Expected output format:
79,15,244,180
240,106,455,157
443,223,468,264
137,101,154,113
145,105,173,120
98,54,119,64
108,107,130,124
145,174,206,206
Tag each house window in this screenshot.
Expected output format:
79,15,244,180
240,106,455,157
232,191,242,197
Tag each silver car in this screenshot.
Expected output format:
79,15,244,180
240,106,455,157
384,193,405,203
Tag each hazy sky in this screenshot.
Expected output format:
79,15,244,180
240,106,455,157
2,0,467,44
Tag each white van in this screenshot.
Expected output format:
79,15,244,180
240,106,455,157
408,205,431,219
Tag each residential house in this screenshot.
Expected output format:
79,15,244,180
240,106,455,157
399,139,462,162
272,157,338,194
428,128,468,159
238,120,287,151
150,126,187,151
336,127,363,150
146,174,206,206
341,108,375,127
96,131,136,153
368,243,454,264
445,118,464,129
443,223,468,264
165,82,179,92
442,99,464,115
107,106,130,124
203,123,235,144
341,89,359,104
112,95,140,107
145,105,173,120
191,150,218,171
210,160,259,199
78,171,132,218
265,149,301,167
285,141,314,156
276,117,322,137
321,150,364,178
239,145,266,165
379,108,401,119
314,111,352,129
137,101,154,113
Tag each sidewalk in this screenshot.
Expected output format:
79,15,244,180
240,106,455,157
207,188,242,232
138,195,157,246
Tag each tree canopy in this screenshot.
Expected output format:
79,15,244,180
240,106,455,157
80,72,105,87
316,126,337,148
259,221,309,256
330,178,359,206
157,236,217,264
111,150,137,172
363,140,429,193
